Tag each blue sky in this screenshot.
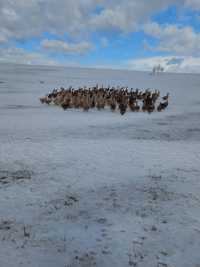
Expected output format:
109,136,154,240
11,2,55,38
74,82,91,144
0,0,200,72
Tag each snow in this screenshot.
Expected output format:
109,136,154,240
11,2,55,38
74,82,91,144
0,63,200,267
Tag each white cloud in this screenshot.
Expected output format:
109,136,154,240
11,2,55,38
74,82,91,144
89,1,176,33
1,47,200,74
0,0,183,42
0,47,60,66
0,0,199,43
0,34,7,43
41,39,93,54
144,22,200,56
0,0,96,40
0,28,12,43
127,56,200,73
185,0,200,10
89,5,137,32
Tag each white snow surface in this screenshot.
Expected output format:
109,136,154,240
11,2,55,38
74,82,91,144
0,63,200,267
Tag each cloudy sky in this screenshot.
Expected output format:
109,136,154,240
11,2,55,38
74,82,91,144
0,0,200,72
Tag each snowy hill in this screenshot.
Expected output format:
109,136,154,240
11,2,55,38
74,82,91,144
0,63,200,267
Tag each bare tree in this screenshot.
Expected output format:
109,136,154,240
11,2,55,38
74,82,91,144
152,64,164,75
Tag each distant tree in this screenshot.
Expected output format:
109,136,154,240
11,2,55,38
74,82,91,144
152,64,164,75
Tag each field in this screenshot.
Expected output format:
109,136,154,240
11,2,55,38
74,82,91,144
0,63,200,267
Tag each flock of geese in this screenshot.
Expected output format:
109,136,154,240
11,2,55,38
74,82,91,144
40,85,169,115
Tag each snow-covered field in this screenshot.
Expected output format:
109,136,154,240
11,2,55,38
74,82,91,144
0,63,200,267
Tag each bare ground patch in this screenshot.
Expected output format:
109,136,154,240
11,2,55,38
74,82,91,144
0,169,32,186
